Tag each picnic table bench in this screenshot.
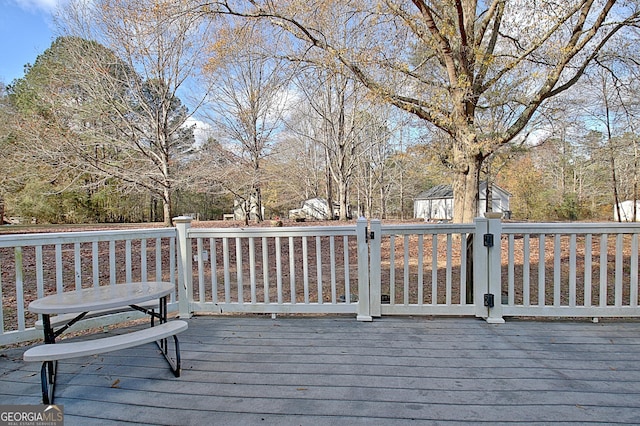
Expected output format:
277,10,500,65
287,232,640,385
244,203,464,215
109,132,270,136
24,282,187,404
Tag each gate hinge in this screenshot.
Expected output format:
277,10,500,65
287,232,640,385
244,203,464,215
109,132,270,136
484,293,495,308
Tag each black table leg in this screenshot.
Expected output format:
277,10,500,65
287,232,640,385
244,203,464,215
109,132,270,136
40,314,57,404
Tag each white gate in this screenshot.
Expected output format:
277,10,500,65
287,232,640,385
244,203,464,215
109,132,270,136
176,218,494,322
366,220,490,320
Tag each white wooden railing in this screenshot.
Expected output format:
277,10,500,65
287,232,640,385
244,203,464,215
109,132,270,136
2,217,640,345
500,222,640,318
0,228,177,345
174,217,370,320
367,220,477,317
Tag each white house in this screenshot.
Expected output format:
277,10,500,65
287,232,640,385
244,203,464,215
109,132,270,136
233,196,265,221
289,198,337,220
414,182,511,221
614,200,640,222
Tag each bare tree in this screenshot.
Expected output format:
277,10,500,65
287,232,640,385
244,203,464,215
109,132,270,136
201,21,292,222
292,67,369,220
579,65,640,220
281,112,326,202
354,104,401,219
54,0,212,225
204,0,640,222
0,83,12,223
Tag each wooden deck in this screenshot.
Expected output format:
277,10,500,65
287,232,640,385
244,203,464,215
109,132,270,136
2,316,640,425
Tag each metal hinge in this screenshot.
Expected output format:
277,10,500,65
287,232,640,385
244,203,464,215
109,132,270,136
484,293,495,308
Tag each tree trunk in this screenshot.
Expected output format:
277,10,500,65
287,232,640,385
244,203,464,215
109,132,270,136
399,171,404,220
325,147,334,220
633,135,638,222
163,188,172,227
485,179,493,213
367,168,373,218
610,149,621,222
604,102,621,223
338,180,349,220
254,185,263,222
452,171,480,223
451,134,482,224
380,184,387,219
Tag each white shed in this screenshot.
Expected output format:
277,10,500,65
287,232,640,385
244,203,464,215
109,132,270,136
414,184,454,221
414,182,511,221
614,200,640,222
289,198,337,220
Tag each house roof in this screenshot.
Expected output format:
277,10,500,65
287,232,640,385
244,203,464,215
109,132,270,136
415,184,453,200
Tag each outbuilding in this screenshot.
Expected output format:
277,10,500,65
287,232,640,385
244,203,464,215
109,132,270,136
414,182,511,221
614,200,640,222
289,198,338,221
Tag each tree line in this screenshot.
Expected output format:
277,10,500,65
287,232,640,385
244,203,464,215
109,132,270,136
1,1,639,226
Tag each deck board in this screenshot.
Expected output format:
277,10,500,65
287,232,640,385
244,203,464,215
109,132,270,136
2,316,640,425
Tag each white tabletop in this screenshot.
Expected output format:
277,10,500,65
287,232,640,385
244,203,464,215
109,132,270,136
28,281,174,315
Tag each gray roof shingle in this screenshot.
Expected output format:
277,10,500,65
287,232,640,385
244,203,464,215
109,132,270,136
415,184,453,200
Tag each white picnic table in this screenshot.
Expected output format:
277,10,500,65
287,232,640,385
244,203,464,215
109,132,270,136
29,281,174,316
25,281,187,404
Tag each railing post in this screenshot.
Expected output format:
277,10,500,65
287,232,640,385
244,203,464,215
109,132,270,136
356,217,372,321
369,219,382,317
173,216,193,319
473,216,505,323
473,218,487,319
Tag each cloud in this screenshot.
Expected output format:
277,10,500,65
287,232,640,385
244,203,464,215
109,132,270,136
13,0,60,13
184,117,213,147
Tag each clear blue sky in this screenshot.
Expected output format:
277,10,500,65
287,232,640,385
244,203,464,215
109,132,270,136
0,0,57,84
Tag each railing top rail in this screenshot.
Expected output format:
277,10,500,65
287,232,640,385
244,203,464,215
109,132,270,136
378,223,475,235
502,222,640,234
187,225,358,239
0,227,177,248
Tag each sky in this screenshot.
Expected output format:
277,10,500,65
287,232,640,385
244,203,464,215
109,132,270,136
0,0,216,141
0,0,58,84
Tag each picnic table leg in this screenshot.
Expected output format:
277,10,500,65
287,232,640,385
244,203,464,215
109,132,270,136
156,334,182,377
40,360,57,404
154,295,181,377
40,314,57,404
42,314,55,344
157,295,167,353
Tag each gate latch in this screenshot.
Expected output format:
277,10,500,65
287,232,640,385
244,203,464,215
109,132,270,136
365,227,374,241
483,233,494,247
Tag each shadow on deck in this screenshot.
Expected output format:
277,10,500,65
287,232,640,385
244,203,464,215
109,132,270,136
2,316,640,425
